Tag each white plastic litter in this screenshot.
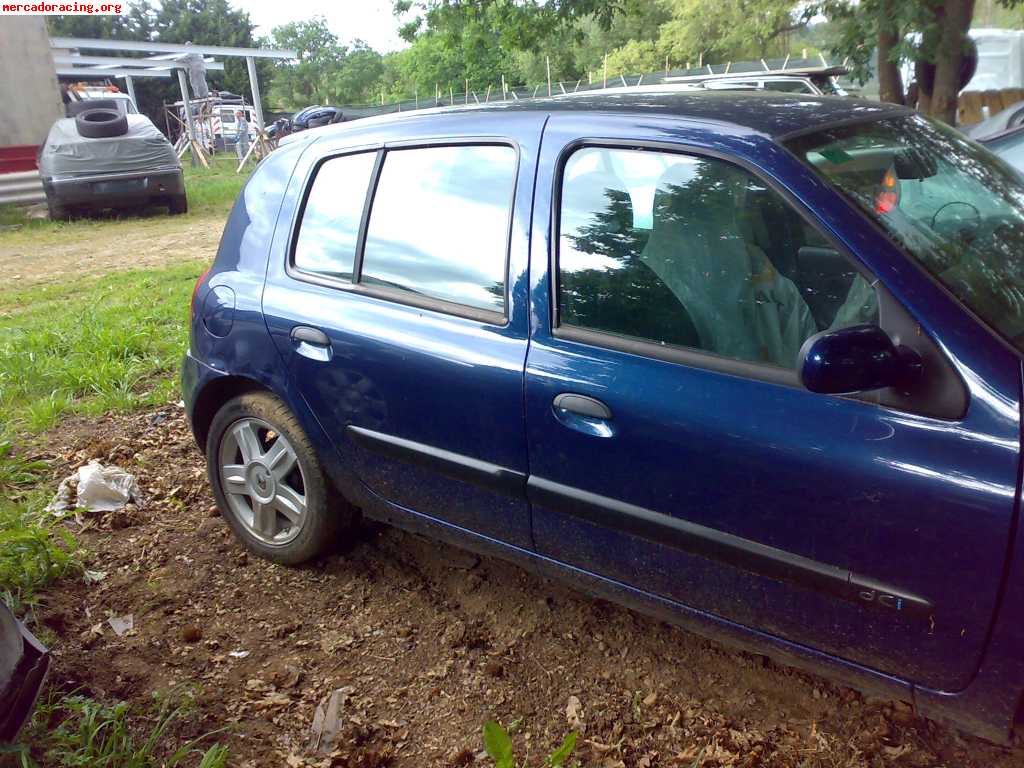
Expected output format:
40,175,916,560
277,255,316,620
46,460,143,514
108,614,134,637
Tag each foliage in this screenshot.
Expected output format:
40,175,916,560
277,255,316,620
659,0,810,64
7,693,229,768
267,19,385,108
482,720,577,768
0,499,79,614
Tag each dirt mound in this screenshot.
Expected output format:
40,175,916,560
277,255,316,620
30,406,1024,766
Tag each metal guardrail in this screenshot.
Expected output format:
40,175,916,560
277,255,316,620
0,171,45,206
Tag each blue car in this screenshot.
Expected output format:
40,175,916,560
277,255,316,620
182,91,1024,743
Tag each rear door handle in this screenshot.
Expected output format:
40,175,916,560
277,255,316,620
290,325,332,361
552,393,614,437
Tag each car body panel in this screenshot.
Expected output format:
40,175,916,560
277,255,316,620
183,92,1024,742
261,112,547,548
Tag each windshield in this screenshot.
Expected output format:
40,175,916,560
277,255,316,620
786,115,1024,352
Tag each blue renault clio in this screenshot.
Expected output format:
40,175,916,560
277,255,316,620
182,90,1024,742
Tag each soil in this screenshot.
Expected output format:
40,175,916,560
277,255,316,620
0,213,221,291
21,404,1024,767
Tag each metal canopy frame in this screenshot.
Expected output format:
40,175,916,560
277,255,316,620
50,36,296,167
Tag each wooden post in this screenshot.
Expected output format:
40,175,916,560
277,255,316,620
450,85,454,104
665,55,669,76
415,87,418,108
698,51,703,67
802,48,807,59
725,61,731,74
501,74,507,100
782,54,790,70
435,83,439,105
620,74,627,87
485,84,491,102
546,56,552,97
603,54,608,88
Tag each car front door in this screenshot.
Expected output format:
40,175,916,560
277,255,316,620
524,114,1022,692
262,114,544,549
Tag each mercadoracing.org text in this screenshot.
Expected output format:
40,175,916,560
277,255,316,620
2,2,123,13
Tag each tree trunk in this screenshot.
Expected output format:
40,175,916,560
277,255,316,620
930,0,975,124
877,0,904,105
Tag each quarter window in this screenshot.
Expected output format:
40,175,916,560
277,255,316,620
558,147,877,369
294,151,377,281
361,145,517,314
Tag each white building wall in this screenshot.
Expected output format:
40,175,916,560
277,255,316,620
0,16,63,147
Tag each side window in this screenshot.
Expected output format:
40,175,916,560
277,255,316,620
558,147,877,369
293,151,377,281
361,145,517,314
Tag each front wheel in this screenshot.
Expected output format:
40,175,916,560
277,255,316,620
206,392,355,564
168,194,188,215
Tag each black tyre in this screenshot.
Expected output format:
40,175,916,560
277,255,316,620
67,99,119,118
206,392,355,564
75,108,128,139
46,197,68,221
168,194,188,215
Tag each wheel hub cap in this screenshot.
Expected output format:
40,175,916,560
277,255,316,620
218,417,307,545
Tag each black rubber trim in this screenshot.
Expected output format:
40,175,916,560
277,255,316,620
346,425,526,499
528,475,934,619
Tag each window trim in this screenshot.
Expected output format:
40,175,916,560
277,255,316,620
286,145,382,290
550,138,879,387
286,137,520,327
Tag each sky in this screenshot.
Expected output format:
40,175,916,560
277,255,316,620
238,0,410,52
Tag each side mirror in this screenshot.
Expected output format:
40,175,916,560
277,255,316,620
799,324,923,395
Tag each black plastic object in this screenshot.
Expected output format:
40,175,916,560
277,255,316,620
75,108,129,139
799,324,923,395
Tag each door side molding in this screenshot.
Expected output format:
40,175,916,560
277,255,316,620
347,425,527,499
528,476,935,619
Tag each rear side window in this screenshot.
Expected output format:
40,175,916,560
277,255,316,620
361,145,517,314
293,151,377,281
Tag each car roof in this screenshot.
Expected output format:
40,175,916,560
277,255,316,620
315,90,909,141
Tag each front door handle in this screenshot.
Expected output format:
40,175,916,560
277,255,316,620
552,393,614,437
290,325,332,361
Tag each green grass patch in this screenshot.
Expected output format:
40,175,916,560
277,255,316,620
0,260,203,435
7,692,230,768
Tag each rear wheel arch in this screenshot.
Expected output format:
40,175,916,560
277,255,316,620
190,375,270,451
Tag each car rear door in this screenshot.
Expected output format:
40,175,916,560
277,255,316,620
262,113,545,549
524,113,1022,692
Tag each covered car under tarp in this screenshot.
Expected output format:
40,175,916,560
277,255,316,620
39,115,179,181
39,113,186,218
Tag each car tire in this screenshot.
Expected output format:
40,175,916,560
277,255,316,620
168,194,188,215
46,198,68,221
75,108,129,139
206,392,355,564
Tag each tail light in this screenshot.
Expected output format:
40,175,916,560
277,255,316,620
191,267,212,317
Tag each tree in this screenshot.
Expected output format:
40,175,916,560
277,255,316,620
659,0,809,65
822,0,1007,123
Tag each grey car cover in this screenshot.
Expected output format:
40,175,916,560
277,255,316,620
39,115,180,181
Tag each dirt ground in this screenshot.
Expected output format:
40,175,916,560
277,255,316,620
22,404,1024,768
0,211,221,291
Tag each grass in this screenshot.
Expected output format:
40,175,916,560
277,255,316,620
0,260,204,436
5,692,230,768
